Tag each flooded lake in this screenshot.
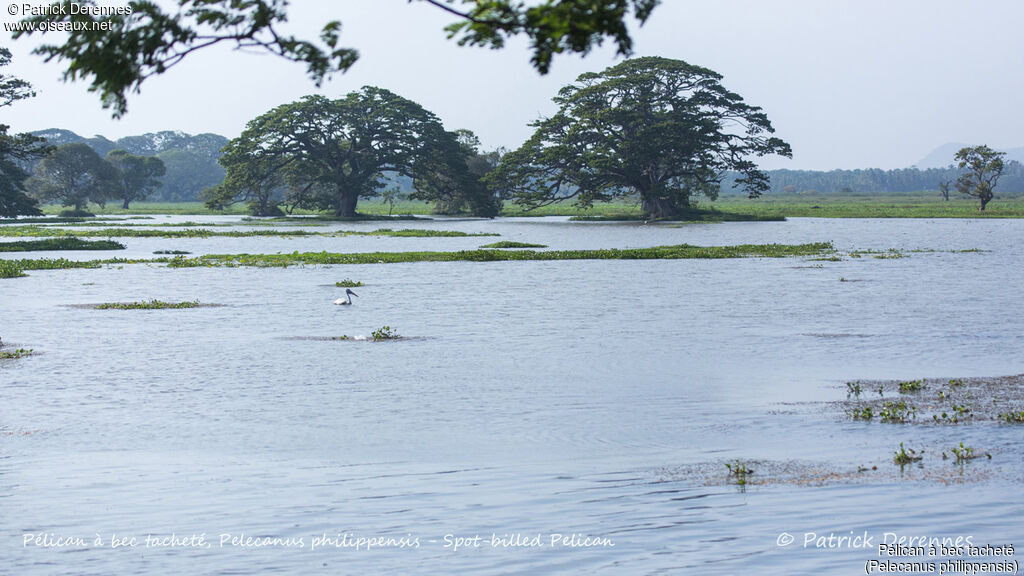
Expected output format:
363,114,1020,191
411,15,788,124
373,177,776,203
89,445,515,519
2,217,1022,574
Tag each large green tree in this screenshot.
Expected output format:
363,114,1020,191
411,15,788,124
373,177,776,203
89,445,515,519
411,129,502,217
217,87,454,217
1,47,49,218
14,0,659,117
203,152,286,217
106,149,166,209
489,57,792,219
954,145,1005,211
28,143,121,212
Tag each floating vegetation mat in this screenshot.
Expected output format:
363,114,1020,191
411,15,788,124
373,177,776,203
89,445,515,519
652,456,1001,489
479,241,549,248
839,374,1024,425
165,243,835,268
0,347,36,361
75,300,218,310
0,238,125,252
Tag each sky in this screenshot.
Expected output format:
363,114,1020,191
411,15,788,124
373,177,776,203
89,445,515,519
2,0,1023,170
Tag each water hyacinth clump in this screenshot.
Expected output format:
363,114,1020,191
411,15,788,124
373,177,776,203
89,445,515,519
0,238,126,252
165,243,836,268
879,400,916,423
0,347,34,360
335,279,364,287
893,443,923,466
371,326,400,341
479,241,548,249
725,460,754,486
0,260,26,278
898,379,925,393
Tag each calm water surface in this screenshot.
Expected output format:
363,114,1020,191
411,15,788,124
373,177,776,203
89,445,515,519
2,217,1023,574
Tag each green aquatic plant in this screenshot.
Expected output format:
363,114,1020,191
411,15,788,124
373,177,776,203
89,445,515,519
946,442,989,464
0,238,125,252
849,406,874,421
0,260,26,278
999,411,1024,423
932,404,972,424
893,443,923,466
372,228,497,237
479,241,549,248
153,250,191,255
879,400,916,423
335,279,364,287
165,242,836,269
846,381,863,398
725,460,754,486
898,379,925,393
0,347,34,360
94,300,201,310
371,326,400,341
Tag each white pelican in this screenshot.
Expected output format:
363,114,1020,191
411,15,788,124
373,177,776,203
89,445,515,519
333,288,359,306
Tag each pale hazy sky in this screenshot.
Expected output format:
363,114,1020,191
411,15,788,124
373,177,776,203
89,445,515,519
3,0,1023,170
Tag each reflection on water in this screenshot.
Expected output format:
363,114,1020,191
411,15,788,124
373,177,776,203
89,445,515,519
2,217,1023,574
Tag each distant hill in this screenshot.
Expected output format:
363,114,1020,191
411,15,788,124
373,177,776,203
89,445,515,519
916,143,1024,169
31,129,228,201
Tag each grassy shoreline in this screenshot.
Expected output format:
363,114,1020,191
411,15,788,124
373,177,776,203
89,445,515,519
22,195,1024,220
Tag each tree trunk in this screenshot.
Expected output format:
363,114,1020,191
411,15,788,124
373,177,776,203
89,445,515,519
979,196,990,211
122,198,131,210
641,193,688,220
334,190,359,218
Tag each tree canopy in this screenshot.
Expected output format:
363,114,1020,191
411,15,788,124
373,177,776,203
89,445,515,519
27,143,121,212
954,145,1005,211
1,47,49,218
14,0,660,117
411,129,502,217
489,57,792,219
106,150,166,209
213,87,480,217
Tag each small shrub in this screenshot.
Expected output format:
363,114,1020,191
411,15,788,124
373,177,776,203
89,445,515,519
58,209,95,218
335,279,364,287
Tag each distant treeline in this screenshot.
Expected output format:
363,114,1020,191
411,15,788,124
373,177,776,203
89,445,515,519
30,129,1024,201
722,162,1024,196
30,129,226,202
